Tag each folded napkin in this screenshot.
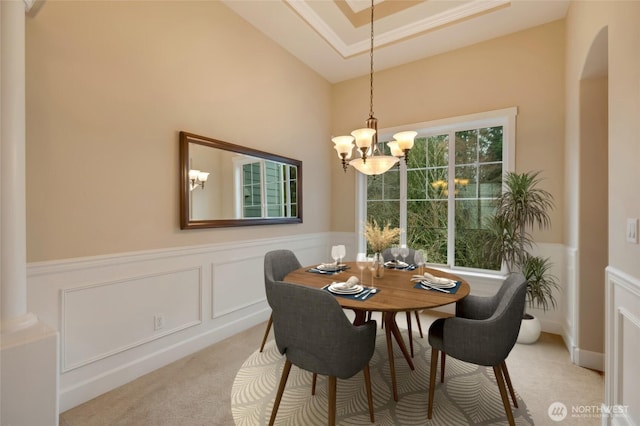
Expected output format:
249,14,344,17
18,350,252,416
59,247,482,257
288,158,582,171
410,272,456,285
331,276,359,290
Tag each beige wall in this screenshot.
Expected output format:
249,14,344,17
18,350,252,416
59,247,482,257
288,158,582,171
25,1,332,262
565,1,640,354
578,76,608,353
330,20,566,245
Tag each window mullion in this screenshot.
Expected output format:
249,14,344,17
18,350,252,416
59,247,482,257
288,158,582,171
447,130,455,267
260,161,267,218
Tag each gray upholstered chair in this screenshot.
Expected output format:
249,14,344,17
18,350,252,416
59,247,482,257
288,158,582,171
382,247,423,357
436,274,524,404
427,273,527,426
267,280,377,426
259,249,302,352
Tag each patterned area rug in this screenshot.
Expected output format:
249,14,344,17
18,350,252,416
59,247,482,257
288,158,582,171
231,330,534,425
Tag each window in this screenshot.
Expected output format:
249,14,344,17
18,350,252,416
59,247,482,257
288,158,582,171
358,108,516,273
238,159,298,219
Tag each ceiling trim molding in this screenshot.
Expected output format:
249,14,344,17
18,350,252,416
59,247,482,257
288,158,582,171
287,0,511,58
344,0,376,14
24,0,46,17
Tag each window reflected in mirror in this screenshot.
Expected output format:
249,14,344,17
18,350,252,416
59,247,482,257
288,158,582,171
241,160,298,219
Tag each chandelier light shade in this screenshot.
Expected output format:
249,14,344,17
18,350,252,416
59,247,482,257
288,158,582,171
332,135,355,172
332,0,416,176
393,131,417,159
350,156,399,175
351,127,376,151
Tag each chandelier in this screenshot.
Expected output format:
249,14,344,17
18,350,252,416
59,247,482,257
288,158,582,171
332,0,416,176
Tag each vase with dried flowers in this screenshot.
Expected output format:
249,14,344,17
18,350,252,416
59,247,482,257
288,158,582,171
365,219,400,278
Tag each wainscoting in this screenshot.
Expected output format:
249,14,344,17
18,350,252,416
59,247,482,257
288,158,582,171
605,267,640,425
27,234,575,413
28,233,349,412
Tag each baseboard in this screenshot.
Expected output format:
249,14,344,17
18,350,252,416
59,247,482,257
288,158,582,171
59,308,270,412
539,317,564,336
573,346,604,371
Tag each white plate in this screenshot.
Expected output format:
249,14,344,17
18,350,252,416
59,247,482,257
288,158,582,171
328,283,363,294
421,280,456,289
317,264,346,272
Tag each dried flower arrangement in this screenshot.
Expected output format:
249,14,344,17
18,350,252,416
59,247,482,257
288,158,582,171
365,219,400,253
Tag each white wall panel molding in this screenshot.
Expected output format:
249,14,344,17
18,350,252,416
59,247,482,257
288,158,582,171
212,256,265,319
60,267,203,372
605,266,640,426
27,232,332,411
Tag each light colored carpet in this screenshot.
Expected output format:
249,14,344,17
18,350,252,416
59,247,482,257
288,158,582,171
60,312,604,426
232,328,534,425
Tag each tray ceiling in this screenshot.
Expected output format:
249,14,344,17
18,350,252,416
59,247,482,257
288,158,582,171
222,0,569,83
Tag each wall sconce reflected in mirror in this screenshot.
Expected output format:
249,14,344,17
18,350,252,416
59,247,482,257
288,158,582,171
189,169,210,191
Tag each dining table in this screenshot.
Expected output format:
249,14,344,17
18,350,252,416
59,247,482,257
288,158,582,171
283,261,470,401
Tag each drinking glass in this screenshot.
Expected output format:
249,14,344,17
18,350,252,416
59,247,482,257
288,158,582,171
390,246,400,265
414,250,425,275
336,245,346,266
330,246,340,266
367,256,376,286
399,245,410,264
356,252,367,283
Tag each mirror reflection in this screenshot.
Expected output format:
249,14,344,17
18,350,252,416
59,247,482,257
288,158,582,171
180,131,302,229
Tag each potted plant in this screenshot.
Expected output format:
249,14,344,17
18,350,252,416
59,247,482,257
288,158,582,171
487,171,559,344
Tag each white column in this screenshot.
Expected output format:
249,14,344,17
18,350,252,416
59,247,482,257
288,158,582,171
1,2,59,425
1,0,37,331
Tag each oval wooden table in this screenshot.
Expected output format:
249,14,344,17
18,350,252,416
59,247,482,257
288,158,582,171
284,262,470,401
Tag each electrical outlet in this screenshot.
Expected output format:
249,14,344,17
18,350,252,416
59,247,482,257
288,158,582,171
627,218,638,244
154,314,165,330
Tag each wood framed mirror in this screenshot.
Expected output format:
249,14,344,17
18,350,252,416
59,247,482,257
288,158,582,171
180,131,302,229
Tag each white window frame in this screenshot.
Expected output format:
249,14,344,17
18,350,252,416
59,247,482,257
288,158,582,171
356,107,517,274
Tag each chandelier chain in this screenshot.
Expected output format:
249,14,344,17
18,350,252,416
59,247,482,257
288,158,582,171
331,0,414,176
369,0,374,118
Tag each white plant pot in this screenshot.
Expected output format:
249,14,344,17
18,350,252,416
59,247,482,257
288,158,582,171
517,314,541,344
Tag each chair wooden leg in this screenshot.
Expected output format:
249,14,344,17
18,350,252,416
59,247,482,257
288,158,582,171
328,376,337,426
440,351,446,383
501,361,518,408
428,348,438,419
406,311,414,357
312,373,317,395
493,365,516,426
414,310,424,338
269,359,292,426
363,364,375,423
259,314,273,352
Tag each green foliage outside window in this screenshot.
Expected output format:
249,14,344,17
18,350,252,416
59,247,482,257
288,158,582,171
366,126,504,271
